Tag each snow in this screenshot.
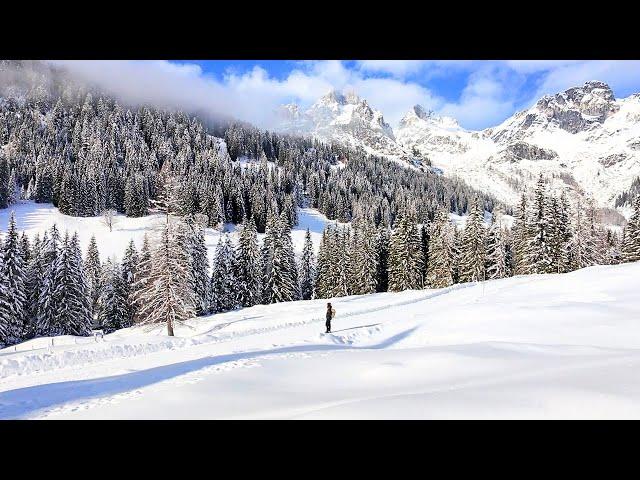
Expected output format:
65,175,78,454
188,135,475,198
0,201,333,263
1,260,640,419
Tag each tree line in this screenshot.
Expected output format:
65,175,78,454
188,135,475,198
2,174,639,346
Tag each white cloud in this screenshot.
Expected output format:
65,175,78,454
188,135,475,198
47,60,640,134
356,60,429,77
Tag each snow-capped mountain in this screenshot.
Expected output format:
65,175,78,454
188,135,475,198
278,90,424,165
281,81,640,215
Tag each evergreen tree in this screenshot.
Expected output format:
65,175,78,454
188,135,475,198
85,235,102,325
184,215,210,315
459,198,486,283
350,221,378,295
485,215,507,280
375,225,390,293
0,212,26,345
131,233,152,322
98,257,130,333
36,225,61,336
51,233,92,336
299,229,316,300
621,196,640,263
235,216,262,307
135,218,195,336
512,194,531,275
121,239,139,323
209,235,238,313
261,212,300,303
426,208,454,288
388,213,423,291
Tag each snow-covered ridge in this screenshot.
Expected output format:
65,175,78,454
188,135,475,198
279,81,640,214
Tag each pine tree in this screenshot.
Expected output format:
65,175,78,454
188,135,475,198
0,212,26,346
235,216,262,307
85,235,102,326
98,257,130,333
388,213,423,291
51,232,92,336
299,229,316,300
459,198,486,283
485,216,507,280
261,212,300,303
314,226,333,298
131,233,153,323
135,218,195,336
184,215,210,315
426,208,454,288
527,176,553,274
621,196,640,263
512,194,531,275
36,225,61,336
121,239,139,323
209,235,238,313
350,222,378,295
375,225,390,292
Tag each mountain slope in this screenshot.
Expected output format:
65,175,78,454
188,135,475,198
282,81,640,216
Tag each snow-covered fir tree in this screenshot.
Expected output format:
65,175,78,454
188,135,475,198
511,194,531,276
388,212,423,291
459,198,486,283
349,221,378,295
51,233,92,336
131,233,152,322
298,228,316,300
36,225,61,336
235,216,262,307
135,218,196,336
622,196,640,263
98,257,130,333
0,212,26,346
426,208,454,288
261,212,300,304
121,239,139,323
209,235,237,313
183,215,210,315
485,214,507,280
527,176,554,274
84,235,102,325
375,225,390,292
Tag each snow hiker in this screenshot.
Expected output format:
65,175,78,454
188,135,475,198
325,302,336,333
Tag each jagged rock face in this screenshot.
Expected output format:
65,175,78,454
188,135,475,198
501,81,620,139
278,89,411,162
502,142,558,163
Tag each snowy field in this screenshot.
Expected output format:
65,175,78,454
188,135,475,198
0,201,333,263
0,260,639,419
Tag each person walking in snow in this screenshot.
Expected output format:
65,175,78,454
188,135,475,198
325,302,336,333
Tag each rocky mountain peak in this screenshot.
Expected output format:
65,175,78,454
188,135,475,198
532,80,619,133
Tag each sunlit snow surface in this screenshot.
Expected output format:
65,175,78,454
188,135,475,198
0,206,639,419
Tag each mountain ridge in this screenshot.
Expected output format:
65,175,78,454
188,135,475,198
278,80,640,215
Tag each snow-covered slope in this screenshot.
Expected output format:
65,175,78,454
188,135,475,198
0,201,333,264
281,82,640,215
1,261,640,419
399,81,640,213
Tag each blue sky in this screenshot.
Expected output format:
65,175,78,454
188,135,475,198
55,60,640,130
